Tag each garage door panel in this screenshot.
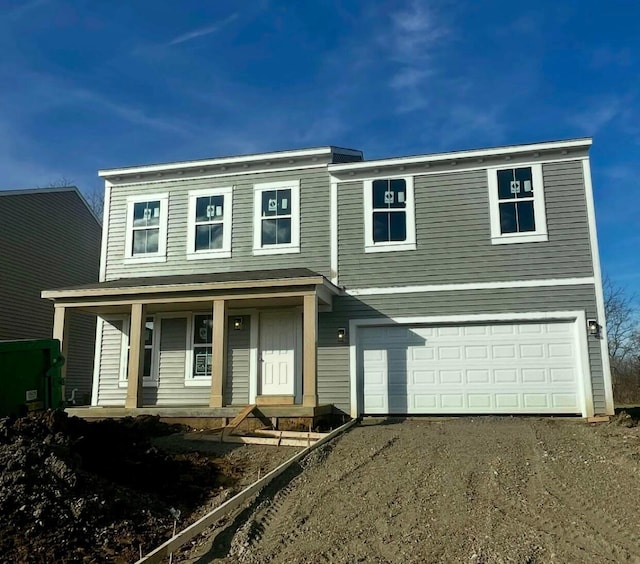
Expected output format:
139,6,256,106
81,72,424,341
361,320,582,415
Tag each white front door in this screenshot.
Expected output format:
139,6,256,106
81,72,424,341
260,311,297,396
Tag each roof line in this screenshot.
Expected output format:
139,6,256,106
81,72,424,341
329,138,593,172
99,146,363,178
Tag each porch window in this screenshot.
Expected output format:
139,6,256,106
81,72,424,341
187,187,233,259
253,180,300,255
119,316,157,387
124,193,169,263
190,314,213,382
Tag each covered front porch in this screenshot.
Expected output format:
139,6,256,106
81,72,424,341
43,269,341,417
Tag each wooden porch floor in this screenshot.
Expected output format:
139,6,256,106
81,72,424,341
65,404,334,420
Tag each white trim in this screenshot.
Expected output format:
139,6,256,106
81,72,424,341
363,176,416,253
104,164,328,188
487,163,548,245
98,182,112,282
574,310,595,418
330,176,338,284
348,310,593,418
332,156,589,183
329,138,592,173
99,147,336,178
124,193,169,262
582,159,614,414
118,316,130,386
347,277,596,296
186,186,233,260
90,317,104,406
253,180,301,255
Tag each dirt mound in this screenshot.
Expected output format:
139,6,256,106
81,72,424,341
0,411,220,563
609,410,637,428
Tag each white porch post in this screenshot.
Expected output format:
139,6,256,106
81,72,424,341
52,305,69,401
125,303,146,408
210,299,227,408
303,293,318,407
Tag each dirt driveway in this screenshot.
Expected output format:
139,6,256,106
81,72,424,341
183,416,640,563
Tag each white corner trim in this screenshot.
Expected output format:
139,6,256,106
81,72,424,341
487,164,548,244
186,186,233,258
330,176,338,284
348,310,592,418
582,159,614,414
91,317,104,406
252,179,301,254
347,277,596,296
124,192,169,261
98,182,112,282
363,176,416,252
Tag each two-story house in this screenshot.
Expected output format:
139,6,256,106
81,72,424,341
44,139,614,423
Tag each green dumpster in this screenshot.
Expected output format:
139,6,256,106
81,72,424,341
0,339,65,417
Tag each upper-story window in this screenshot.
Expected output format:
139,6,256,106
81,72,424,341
487,164,548,245
363,177,416,253
124,193,168,263
187,187,233,260
253,180,300,255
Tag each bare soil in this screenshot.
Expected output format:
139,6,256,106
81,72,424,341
0,411,297,563
180,415,640,563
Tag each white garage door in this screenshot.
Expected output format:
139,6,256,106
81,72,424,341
360,321,582,415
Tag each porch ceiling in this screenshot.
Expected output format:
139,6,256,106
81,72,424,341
42,268,341,312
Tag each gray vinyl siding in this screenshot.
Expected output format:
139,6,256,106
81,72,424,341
96,318,126,406
155,317,209,406
338,160,594,288
225,316,250,405
0,189,101,405
105,168,331,280
318,284,605,415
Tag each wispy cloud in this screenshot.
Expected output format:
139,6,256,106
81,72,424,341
384,1,450,112
569,96,626,135
167,14,238,46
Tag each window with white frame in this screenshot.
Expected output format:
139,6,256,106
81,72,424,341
124,193,169,262
487,164,548,244
253,180,300,254
187,187,233,259
119,316,157,386
188,313,213,383
364,177,416,253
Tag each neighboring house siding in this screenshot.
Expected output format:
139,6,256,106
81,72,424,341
96,318,125,406
317,284,605,415
0,190,101,403
225,316,250,405
337,160,594,288
104,168,331,280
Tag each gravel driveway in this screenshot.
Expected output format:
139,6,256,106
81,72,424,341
183,416,640,563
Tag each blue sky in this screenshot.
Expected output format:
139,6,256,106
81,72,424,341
1,0,638,292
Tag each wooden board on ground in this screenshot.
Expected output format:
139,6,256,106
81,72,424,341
136,418,358,564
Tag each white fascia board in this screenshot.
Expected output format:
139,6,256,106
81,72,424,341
347,277,596,296
98,147,334,179
329,138,592,174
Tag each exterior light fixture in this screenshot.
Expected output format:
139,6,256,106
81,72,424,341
337,328,346,343
587,319,599,336
233,317,243,331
